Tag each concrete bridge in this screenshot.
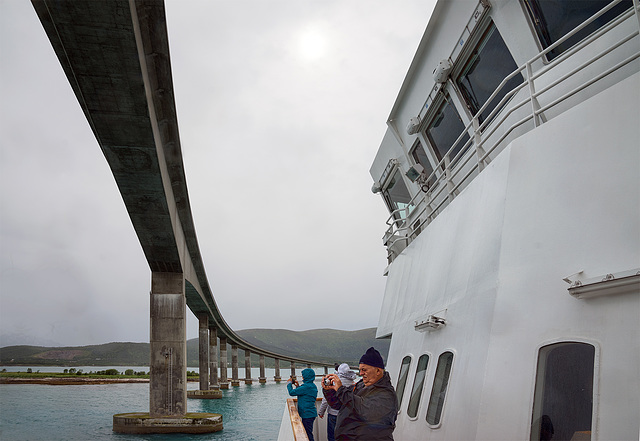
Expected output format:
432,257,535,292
31,0,333,433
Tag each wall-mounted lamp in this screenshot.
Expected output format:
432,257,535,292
371,182,382,194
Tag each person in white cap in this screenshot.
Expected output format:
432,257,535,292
318,363,357,441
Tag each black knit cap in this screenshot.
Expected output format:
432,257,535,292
359,347,385,369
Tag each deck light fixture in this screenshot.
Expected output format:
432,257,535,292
415,315,446,332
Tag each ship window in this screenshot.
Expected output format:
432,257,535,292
396,356,412,407
455,21,523,125
530,342,595,441
410,141,436,189
381,169,412,222
426,351,453,426
522,0,633,61
407,354,429,418
426,94,470,165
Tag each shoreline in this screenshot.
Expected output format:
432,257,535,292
0,377,200,385
0,377,150,385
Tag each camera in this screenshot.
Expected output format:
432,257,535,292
323,377,334,386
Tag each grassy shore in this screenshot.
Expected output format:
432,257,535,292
0,371,199,385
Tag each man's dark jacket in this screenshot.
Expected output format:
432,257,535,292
323,371,398,440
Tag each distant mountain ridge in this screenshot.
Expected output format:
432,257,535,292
0,328,389,367
237,328,389,365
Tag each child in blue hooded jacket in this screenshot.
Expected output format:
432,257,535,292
287,368,318,441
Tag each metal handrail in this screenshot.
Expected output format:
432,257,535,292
383,0,639,261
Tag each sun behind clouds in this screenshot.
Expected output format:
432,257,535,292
297,26,329,62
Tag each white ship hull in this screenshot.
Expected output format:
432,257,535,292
370,1,640,440
380,73,639,440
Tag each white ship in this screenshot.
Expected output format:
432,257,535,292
279,1,639,440
368,0,639,440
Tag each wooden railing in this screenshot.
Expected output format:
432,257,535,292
278,397,328,441
287,398,309,441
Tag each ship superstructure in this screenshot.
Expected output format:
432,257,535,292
370,1,639,440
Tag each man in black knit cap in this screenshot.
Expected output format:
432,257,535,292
321,347,398,440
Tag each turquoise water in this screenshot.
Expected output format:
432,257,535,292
0,369,307,441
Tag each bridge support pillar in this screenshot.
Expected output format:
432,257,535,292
209,326,219,390
219,337,229,389
198,314,209,390
149,272,187,417
187,314,221,399
259,355,267,384
274,358,281,382
290,361,296,381
244,349,252,384
231,345,240,386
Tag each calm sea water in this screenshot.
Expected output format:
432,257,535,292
0,367,320,441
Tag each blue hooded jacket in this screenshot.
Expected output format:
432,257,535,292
287,368,318,419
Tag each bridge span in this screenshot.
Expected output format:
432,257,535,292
31,0,332,431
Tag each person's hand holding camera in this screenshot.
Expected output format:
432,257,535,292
321,373,342,391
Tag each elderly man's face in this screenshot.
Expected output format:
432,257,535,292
359,363,384,386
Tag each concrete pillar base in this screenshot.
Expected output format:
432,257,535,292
274,376,282,382
259,377,267,384
244,379,253,385
113,412,222,434
231,380,240,387
187,389,223,399
219,382,229,390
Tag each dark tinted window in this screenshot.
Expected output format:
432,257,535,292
396,356,412,406
523,0,633,61
382,170,412,222
410,141,436,188
407,354,429,418
456,22,523,124
426,95,470,164
426,351,453,425
530,342,595,441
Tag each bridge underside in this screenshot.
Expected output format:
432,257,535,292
32,0,333,431
33,0,182,272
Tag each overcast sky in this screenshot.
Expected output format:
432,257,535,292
0,0,436,347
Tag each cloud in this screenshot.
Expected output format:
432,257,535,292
0,0,436,346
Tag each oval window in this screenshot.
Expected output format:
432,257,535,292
395,356,412,407
407,354,429,418
426,351,454,426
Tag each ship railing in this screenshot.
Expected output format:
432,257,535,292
384,0,640,262
277,398,327,441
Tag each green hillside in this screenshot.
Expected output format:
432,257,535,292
0,342,149,366
235,328,390,366
1,328,389,368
